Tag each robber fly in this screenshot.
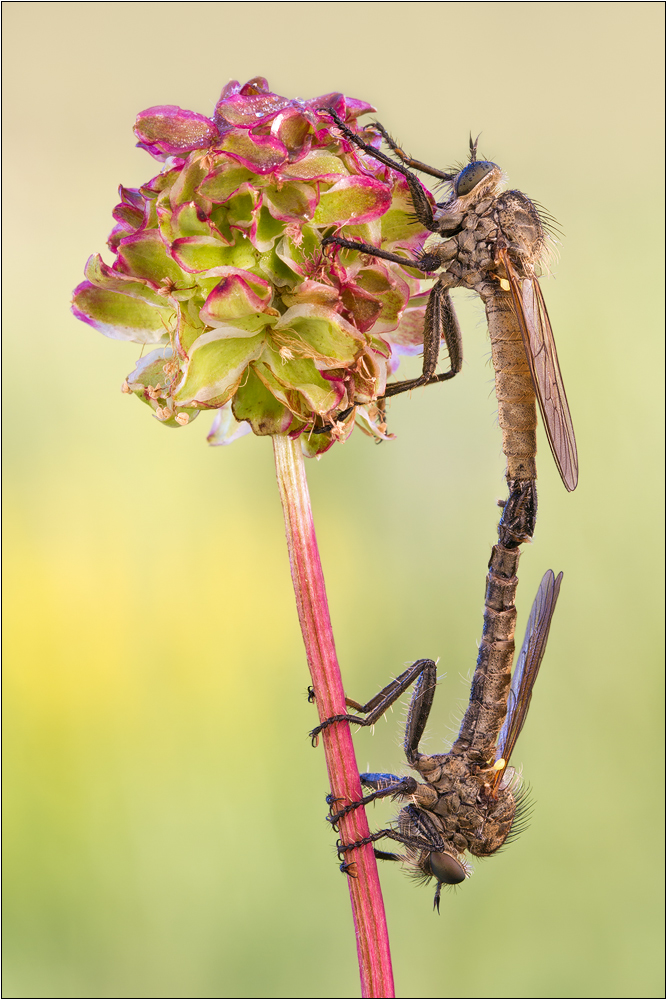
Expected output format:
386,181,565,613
311,566,562,911
322,109,578,542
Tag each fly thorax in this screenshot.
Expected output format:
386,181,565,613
493,190,545,273
468,787,517,857
431,205,500,289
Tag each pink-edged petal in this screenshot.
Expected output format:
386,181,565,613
269,108,312,155
281,279,340,308
173,332,266,406
313,176,392,225
386,304,428,356
340,283,382,334
140,167,183,198
306,92,347,118
218,79,242,100
171,236,254,273
168,201,215,240
352,264,412,336
119,185,145,210
341,96,377,120
279,149,350,182
116,229,185,286
112,201,144,230
274,303,365,366
200,273,273,325
230,366,295,437
306,92,376,122
214,91,292,128
218,131,288,174
206,400,253,445
263,182,318,223
108,221,136,251
256,345,346,416
71,281,172,343
239,77,271,95
84,253,168,304
198,164,254,203
134,106,219,156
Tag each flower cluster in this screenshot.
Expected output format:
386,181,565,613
72,77,432,455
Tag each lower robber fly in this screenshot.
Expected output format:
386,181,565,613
321,109,578,519
311,565,562,911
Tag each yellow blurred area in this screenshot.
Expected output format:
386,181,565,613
4,3,664,997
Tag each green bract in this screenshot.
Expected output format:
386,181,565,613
72,77,432,455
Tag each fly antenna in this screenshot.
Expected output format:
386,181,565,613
469,133,481,162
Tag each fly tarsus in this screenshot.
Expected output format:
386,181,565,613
369,120,455,181
336,831,389,859
336,811,442,859
321,233,432,270
322,239,462,402
320,107,440,230
310,712,366,746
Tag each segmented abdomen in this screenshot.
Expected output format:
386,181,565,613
452,543,520,760
485,291,537,482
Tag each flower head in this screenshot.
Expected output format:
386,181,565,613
72,77,432,455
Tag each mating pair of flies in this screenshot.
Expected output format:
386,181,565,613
309,109,578,910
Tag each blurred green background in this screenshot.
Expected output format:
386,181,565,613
3,3,663,997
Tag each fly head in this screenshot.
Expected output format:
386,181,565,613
454,160,501,199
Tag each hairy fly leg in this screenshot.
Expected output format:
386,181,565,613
321,108,464,401
383,281,463,397
309,657,438,745
323,107,441,231
336,803,446,861
368,120,456,181
320,235,464,398
313,659,439,836
327,773,419,829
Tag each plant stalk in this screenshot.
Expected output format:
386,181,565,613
273,433,395,999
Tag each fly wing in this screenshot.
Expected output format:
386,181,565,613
494,570,563,780
500,248,579,491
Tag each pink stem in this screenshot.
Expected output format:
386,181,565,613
273,434,395,999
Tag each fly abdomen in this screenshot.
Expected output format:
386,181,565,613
452,543,520,758
484,290,537,483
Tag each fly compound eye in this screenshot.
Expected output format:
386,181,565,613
428,851,466,885
454,161,497,198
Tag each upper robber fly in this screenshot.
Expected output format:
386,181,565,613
322,109,578,493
